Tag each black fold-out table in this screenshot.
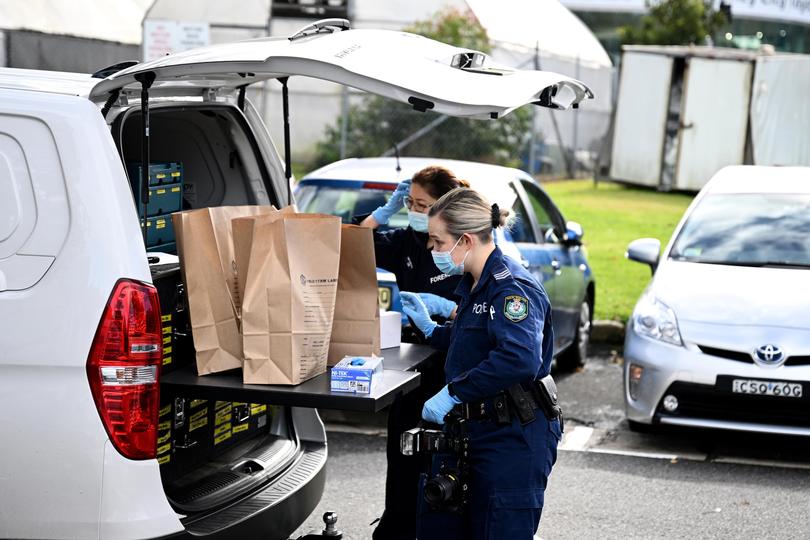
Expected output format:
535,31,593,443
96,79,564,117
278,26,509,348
160,343,437,413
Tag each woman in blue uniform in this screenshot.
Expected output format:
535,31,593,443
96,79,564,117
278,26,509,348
362,165,469,540
401,187,562,540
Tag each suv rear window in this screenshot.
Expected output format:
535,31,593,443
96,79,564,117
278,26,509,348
295,184,409,230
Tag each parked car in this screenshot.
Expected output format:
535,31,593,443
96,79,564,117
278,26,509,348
624,166,810,435
0,21,591,539
296,157,595,369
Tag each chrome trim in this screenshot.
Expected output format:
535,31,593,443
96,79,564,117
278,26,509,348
659,415,810,437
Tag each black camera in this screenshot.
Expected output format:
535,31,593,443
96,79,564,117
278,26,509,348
400,415,470,512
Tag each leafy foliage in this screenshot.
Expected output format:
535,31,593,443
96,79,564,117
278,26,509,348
310,7,530,170
619,0,728,45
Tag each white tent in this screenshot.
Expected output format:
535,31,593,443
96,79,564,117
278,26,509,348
0,0,150,44
0,0,151,72
467,0,614,173
466,0,611,68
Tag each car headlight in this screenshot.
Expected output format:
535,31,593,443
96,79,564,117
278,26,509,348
632,294,683,346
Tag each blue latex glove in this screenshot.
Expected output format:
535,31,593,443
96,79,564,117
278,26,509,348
371,178,411,225
418,292,456,319
422,385,461,425
399,291,438,338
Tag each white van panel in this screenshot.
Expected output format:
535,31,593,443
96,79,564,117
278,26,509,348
99,443,183,540
0,112,70,290
0,89,172,539
610,52,673,187
675,58,752,191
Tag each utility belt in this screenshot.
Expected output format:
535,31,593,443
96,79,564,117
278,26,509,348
454,375,563,431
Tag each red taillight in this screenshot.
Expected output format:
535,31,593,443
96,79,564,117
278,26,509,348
87,279,162,460
362,182,397,191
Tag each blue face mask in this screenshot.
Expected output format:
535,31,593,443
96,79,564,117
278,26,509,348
408,211,429,233
431,236,469,276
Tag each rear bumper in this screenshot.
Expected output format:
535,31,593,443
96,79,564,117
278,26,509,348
154,443,327,540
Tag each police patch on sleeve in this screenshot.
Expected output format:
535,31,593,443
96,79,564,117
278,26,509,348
503,295,529,322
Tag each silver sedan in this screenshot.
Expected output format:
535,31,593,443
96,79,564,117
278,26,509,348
623,166,810,436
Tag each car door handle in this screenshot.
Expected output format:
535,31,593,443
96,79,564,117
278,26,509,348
551,259,562,275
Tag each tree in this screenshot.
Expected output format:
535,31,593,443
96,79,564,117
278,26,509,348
619,0,728,46
310,8,531,170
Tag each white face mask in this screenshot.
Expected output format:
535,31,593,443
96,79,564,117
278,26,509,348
407,211,429,232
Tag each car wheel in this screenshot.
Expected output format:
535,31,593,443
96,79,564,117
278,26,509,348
556,299,591,372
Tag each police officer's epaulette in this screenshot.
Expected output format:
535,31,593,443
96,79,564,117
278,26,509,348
492,265,512,281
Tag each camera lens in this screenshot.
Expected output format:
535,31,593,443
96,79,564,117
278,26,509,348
424,473,459,505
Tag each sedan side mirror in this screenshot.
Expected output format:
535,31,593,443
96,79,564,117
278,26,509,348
564,221,584,245
626,238,661,274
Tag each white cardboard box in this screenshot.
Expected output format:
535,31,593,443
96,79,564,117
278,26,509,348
380,310,401,349
330,355,384,394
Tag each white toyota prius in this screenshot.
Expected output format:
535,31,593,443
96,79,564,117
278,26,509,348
623,166,810,436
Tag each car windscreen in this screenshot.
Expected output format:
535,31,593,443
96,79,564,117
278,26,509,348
669,193,810,268
295,184,409,230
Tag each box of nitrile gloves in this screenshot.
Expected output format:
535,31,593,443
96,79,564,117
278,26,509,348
330,355,383,394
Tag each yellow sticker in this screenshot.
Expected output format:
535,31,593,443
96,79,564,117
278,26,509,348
158,454,171,465
158,421,171,431
191,399,207,408
161,314,172,323
214,423,232,437
163,326,172,335
215,401,230,411
157,442,171,455
232,423,249,434
171,187,181,193
159,404,172,417
156,173,166,179
163,336,171,345
190,408,208,422
250,404,267,415
171,172,180,177
214,431,233,445
156,189,166,195
156,221,166,230
215,404,232,420
163,346,172,354
162,356,172,366
189,416,208,432
157,431,171,444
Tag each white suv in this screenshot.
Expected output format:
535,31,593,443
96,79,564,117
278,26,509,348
0,21,590,540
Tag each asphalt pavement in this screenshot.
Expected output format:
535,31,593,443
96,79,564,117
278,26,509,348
293,346,810,539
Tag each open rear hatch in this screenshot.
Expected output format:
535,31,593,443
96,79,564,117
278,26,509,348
90,20,592,118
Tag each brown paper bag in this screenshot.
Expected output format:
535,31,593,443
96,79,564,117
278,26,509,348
327,225,381,366
233,213,342,385
172,205,277,375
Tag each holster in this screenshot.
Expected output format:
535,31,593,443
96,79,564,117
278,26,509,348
528,375,564,430
506,384,537,425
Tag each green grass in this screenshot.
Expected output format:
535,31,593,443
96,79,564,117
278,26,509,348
543,180,694,323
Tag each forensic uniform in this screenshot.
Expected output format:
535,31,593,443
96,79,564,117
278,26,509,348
421,246,561,540
374,226,461,299
371,225,462,540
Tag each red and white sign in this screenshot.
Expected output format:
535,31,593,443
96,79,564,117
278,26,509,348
143,20,210,62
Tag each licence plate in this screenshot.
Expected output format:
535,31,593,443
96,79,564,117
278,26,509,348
731,379,803,398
